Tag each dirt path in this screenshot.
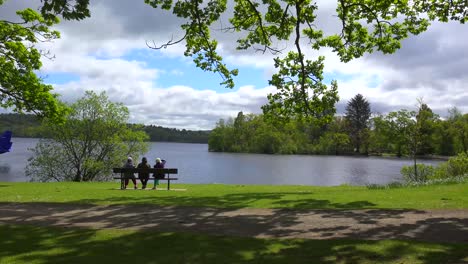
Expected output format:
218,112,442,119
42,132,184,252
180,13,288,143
1,202,467,243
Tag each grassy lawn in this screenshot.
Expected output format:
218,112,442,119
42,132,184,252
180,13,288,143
0,181,467,209
1,224,467,264
1,182,467,263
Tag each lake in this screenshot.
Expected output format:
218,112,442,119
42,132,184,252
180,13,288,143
0,138,442,186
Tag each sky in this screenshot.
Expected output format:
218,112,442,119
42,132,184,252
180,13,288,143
2,0,468,130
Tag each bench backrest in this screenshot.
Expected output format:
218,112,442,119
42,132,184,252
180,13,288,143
112,168,178,174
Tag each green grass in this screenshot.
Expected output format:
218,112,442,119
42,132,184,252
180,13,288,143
1,181,468,209
1,224,467,264
1,183,467,263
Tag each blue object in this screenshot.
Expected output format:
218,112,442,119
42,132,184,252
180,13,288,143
0,130,12,154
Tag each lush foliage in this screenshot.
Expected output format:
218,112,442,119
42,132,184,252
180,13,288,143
400,164,435,184
1,181,468,209
0,2,64,120
3,1,468,125
208,112,321,154
3,0,468,126
0,0,93,120
401,152,468,184
209,100,468,156
143,0,467,123
2,224,467,264
371,105,467,158
25,91,149,182
435,152,468,179
39,0,90,21
448,107,468,153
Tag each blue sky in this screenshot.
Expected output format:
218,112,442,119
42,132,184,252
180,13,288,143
45,48,271,93
43,72,80,85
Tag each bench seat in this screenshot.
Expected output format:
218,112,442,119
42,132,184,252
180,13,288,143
112,168,178,190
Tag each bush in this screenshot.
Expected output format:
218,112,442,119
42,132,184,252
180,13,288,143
366,182,404,189
431,152,468,180
400,164,435,183
400,153,468,184
445,152,468,177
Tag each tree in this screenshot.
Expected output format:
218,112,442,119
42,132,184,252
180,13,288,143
0,0,91,120
38,0,90,21
144,0,468,123
448,107,468,154
232,111,246,151
0,5,61,119
415,102,437,155
318,132,350,155
432,119,455,156
208,118,233,152
383,104,431,179
379,110,415,157
345,94,371,154
369,115,391,155
25,91,149,182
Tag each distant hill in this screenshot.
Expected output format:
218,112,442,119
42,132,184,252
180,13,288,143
0,113,210,143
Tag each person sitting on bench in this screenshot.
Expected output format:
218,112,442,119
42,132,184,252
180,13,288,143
123,157,138,190
152,158,166,190
137,157,151,189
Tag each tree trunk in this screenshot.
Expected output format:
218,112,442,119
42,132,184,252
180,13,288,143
73,169,82,182
397,145,402,158
413,154,418,182
461,133,467,153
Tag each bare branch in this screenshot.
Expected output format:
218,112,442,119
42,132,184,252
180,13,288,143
146,32,188,50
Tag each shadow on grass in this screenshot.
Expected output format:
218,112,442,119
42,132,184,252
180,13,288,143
1,200,467,244
0,224,467,264
76,191,380,210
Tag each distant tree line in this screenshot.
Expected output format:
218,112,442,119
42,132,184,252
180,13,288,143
0,113,42,138
209,94,468,157
0,113,210,144
141,125,209,144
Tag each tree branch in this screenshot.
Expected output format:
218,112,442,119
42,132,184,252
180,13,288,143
146,32,188,50
294,1,313,116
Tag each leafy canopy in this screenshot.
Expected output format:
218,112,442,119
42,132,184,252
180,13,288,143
2,0,467,123
0,0,90,121
144,0,467,123
0,3,61,120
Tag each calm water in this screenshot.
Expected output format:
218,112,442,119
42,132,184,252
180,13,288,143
0,138,442,186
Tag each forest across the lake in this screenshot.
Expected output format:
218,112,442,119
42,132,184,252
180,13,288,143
0,113,210,144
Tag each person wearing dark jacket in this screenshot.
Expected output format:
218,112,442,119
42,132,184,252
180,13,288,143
137,157,151,189
152,158,166,190
123,157,137,189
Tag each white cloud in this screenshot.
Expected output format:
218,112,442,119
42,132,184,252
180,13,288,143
45,51,274,130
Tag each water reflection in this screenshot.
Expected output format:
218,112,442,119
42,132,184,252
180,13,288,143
0,138,442,186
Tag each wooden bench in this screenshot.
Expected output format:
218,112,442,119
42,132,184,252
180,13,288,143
112,168,178,190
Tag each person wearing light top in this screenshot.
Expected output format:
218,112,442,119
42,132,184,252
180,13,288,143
152,158,166,190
